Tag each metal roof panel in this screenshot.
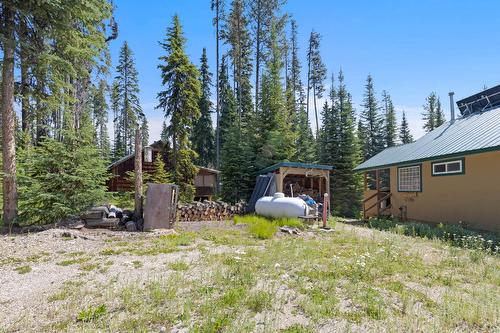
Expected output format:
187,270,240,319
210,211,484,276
355,106,500,171
259,162,333,174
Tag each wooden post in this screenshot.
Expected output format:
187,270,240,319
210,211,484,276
319,177,322,200
322,193,329,228
276,170,283,193
325,172,331,215
134,127,143,218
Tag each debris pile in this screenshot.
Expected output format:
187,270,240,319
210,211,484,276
279,226,302,235
82,205,142,231
177,201,245,222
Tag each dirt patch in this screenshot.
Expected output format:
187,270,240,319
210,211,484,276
175,220,247,232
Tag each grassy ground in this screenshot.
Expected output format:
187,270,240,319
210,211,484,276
0,218,498,332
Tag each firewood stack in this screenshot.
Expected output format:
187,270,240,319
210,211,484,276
284,181,321,202
177,201,246,222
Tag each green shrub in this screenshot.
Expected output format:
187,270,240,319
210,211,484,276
273,217,305,230
246,291,273,312
17,123,108,225
235,215,305,239
366,217,499,252
105,191,134,210
77,304,107,322
248,219,277,239
169,261,189,271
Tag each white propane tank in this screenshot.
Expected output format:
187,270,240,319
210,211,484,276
255,192,309,218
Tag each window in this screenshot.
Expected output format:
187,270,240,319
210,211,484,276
432,159,464,176
398,165,421,192
366,171,377,190
365,169,390,191
379,169,390,190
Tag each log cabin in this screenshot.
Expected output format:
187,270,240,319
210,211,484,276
107,141,219,200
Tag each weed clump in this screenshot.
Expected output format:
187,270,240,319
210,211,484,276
367,218,499,253
15,265,32,274
77,304,107,322
234,215,305,239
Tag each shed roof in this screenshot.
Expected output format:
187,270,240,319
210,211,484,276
259,162,333,174
355,106,500,171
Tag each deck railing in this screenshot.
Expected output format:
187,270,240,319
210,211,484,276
363,192,392,219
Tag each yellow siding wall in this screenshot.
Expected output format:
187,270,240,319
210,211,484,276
385,150,500,231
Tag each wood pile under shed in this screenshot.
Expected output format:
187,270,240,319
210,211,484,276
177,201,245,222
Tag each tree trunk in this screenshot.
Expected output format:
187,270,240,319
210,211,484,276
2,4,17,232
313,84,319,138
134,126,143,218
254,0,261,114
172,130,177,181
306,36,311,120
20,18,30,137
215,0,221,174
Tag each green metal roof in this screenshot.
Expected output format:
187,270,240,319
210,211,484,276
259,162,333,174
355,106,500,172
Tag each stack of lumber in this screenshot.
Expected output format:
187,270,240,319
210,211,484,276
177,201,246,222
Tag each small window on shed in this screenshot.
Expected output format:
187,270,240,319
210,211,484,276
398,165,421,192
432,159,464,176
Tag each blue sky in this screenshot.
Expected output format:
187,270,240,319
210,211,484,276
108,0,500,142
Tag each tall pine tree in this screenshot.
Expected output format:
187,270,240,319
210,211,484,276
422,92,439,132
1,0,113,228
333,70,361,216
435,96,446,127
289,19,315,162
399,111,414,144
307,30,327,137
318,75,339,165
157,15,201,201
192,48,216,168
256,20,295,169
211,0,225,170
115,41,143,156
223,0,254,125
249,0,283,114
382,90,397,148
359,75,384,160
218,55,237,148
92,79,111,159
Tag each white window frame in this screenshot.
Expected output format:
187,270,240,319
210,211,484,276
432,159,463,176
398,165,422,192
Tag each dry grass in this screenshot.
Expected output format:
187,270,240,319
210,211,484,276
1,219,498,332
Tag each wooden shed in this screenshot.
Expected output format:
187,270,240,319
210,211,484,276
259,162,333,203
107,141,220,200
